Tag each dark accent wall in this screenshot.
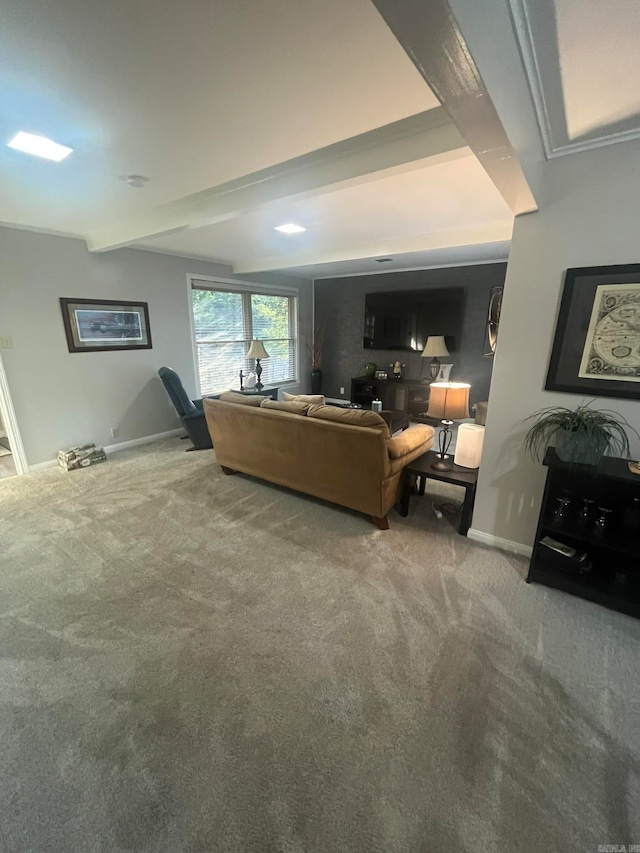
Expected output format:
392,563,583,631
315,262,507,407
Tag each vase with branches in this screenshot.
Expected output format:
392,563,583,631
305,321,326,394
524,401,635,466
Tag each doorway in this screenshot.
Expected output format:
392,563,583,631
0,352,27,479
0,410,17,478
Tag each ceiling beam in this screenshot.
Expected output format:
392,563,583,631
86,107,467,252
233,220,514,274
371,0,538,215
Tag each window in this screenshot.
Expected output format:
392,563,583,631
190,280,298,395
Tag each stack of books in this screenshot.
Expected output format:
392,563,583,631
58,443,107,471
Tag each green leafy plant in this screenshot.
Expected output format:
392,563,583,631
524,402,635,465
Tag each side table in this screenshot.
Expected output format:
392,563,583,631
399,450,478,536
232,385,279,401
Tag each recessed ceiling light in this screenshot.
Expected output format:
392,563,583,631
7,131,73,162
274,223,306,234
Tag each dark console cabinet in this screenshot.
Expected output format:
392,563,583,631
350,376,436,423
527,448,640,620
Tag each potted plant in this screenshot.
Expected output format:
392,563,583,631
524,401,635,466
305,321,326,394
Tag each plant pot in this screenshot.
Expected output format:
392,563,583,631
310,368,323,394
555,428,608,466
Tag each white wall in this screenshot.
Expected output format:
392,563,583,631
473,139,640,550
0,228,312,466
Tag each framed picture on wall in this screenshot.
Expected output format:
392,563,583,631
546,264,640,400
60,298,152,353
436,363,453,382
482,285,503,356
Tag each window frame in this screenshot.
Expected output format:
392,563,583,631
186,275,300,397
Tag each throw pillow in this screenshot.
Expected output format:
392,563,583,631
283,392,325,405
218,391,267,407
260,399,309,415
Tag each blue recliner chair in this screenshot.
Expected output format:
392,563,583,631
158,366,213,450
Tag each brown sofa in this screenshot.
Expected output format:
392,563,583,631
203,396,435,529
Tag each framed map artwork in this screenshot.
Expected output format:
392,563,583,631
546,265,640,401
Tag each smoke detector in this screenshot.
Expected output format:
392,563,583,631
120,174,149,188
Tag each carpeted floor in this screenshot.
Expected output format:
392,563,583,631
0,438,638,852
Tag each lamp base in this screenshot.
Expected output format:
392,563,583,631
255,358,263,392
431,419,454,470
431,454,453,472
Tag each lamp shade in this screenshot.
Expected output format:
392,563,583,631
427,382,470,420
421,336,450,358
454,423,485,468
247,339,269,360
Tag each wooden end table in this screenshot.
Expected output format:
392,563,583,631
399,450,478,536
231,385,279,401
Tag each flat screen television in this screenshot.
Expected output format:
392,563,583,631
364,287,464,351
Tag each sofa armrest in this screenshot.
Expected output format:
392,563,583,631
387,425,435,459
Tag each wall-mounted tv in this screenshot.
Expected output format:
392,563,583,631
364,287,464,351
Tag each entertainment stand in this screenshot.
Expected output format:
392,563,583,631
350,376,437,424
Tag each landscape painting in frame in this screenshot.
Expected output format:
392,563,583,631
545,264,640,401
60,298,152,353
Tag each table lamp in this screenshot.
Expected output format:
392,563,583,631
427,381,470,471
247,339,269,391
421,336,450,382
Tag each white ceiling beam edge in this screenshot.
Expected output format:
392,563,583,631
86,107,466,253
508,0,640,159
233,221,514,274
371,0,538,215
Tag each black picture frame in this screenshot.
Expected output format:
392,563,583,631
545,264,640,401
482,285,503,356
60,298,152,353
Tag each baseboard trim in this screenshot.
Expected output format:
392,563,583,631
28,459,58,472
103,428,183,454
28,429,184,473
467,528,533,558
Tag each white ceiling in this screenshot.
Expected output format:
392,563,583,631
0,0,434,226
141,151,514,273
509,0,640,156
0,0,525,275
281,241,512,281
8,0,637,273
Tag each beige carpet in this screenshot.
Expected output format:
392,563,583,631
0,438,638,852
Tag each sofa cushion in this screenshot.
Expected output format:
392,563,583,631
218,391,268,407
387,424,435,458
283,392,325,405
260,399,309,415
307,404,390,437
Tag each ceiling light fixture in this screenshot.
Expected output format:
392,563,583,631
274,223,306,234
120,174,149,188
7,131,73,162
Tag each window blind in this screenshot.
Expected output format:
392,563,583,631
191,282,298,396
